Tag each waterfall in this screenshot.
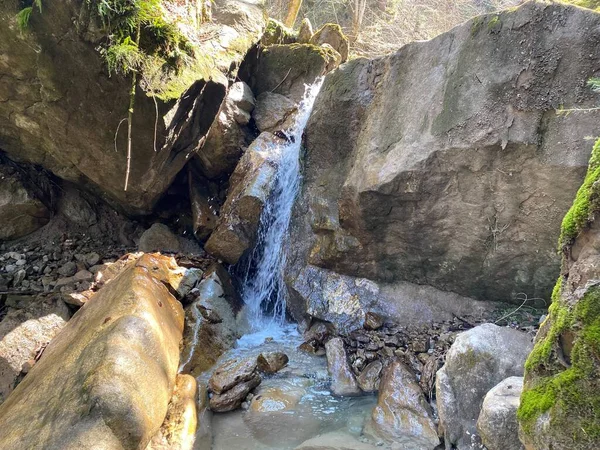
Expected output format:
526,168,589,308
238,79,324,332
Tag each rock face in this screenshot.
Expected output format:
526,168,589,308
0,163,50,240
0,0,264,214
436,323,532,449
179,264,241,376
325,337,361,396
0,296,70,404
367,359,439,449
0,254,185,450
194,81,256,179
205,132,281,263
477,376,524,450
519,143,600,449
287,2,600,311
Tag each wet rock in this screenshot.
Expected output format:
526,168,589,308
297,18,313,44
309,23,349,63
295,431,379,450
0,165,50,241
179,264,241,376
0,254,185,449
298,340,322,355
0,296,70,404
257,352,289,374
363,312,384,331
357,360,383,393
249,385,305,412
304,320,335,345
139,223,182,253
366,359,439,449
146,374,198,450
436,323,532,449
195,81,255,179
247,44,341,103
325,337,361,396
209,357,258,394
253,92,298,133
477,376,524,450
209,373,261,412
205,133,281,264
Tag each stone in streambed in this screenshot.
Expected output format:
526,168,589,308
257,352,289,374
209,374,261,413
209,357,258,395
325,337,360,396
366,359,439,449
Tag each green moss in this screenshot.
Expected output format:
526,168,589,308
519,286,600,442
558,138,600,249
487,15,501,31
470,16,484,36
262,19,297,46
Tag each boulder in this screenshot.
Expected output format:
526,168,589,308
297,18,313,44
139,223,182,253
325,337,360,396
287,264,494,332
0,254,185,449
366,359,439,449
195,81,255,179
0,164,50,240
209,373,261,412
0,296,70,404
245,44,341,103
436,323,532,449
309,23,349,62
253,92,298,133
477,376,524,450
0,0,265,213
179,264,241,376
205,132,281,264
209,357,258,394
519,158,600,449
257,352,289,374
146,374,198,450
287,2,600,309
357,360,383,393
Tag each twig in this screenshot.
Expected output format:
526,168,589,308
270,68,292,94
494,293,546,325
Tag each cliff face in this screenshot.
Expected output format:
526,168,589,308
287,2,600,320
518,139,600,450
0,0,265,214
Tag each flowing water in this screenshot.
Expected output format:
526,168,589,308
199,81,383,449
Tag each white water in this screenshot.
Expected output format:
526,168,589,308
238,79,324,331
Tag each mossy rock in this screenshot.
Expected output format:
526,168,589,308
261,18,297,46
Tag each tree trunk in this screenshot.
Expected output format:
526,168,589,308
284,0,302,28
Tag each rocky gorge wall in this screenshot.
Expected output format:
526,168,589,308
287,2,600,329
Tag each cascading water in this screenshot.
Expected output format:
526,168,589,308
238,79,324,333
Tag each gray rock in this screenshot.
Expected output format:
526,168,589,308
138,223,181,253
436,323,532,449
309,23,349,62
297,18,313,44
325,337,360,396
287,2,600,308
366,359,439,449
205,133,281,263
477,376,524,450
57,261,77,277
0,165,50,241
253,92,298,133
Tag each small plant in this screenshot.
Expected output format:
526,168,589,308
16,0,42,31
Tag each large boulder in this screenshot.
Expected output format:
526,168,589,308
205,132,281,264
519,142,600,449
0,295,70,404
0,163,50,240
477,376,524,450
0,0,265,214
244,44,341,103
287,2,600,310
436,323,532,449
179,264,242,376
366,359,439,449
0,253,185,450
